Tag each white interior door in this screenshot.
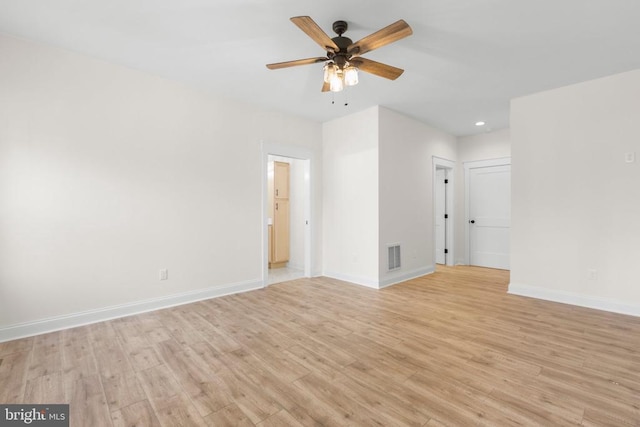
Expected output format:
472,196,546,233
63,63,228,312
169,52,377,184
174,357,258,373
469,164,511,269
435,168,446,264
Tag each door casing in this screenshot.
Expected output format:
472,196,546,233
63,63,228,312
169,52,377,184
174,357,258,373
261,142,314,286
432,157,455,267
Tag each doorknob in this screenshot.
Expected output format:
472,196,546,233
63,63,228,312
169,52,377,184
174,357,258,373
469,220,475,224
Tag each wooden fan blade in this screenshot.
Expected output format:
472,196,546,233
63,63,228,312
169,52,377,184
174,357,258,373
348,20,412,56
266,57,327,70
290,16,339,52
350,57,404,80
322,81,330,92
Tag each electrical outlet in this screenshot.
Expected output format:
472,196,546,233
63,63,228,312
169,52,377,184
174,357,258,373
625,152,635,163
587,269,598,281
159,269,168,281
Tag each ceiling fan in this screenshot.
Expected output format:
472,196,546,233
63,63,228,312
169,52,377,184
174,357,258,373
266,16,413,93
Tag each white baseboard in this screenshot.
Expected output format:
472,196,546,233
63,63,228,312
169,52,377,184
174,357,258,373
378,266,435,289
508,283,640,317
322,271,380,289
0,279,263,343
323,266,435,290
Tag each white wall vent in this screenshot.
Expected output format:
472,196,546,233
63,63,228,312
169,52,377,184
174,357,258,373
387,244,401,271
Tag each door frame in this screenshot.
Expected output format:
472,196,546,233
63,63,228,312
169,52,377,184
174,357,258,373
432,157,455,267
261,142,314,286
464,157,511,265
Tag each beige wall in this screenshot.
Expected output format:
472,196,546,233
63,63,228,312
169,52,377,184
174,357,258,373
7,27,637,341
0,34,323,337
510,69,640,315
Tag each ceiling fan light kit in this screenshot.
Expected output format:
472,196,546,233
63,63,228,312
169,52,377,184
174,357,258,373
266,16,412,93
324,62,358,92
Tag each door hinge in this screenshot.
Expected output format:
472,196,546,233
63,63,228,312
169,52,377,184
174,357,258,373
444,249,449,254
444,214,448,219
444,179,449,184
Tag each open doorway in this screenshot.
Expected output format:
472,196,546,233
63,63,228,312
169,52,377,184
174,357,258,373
433,157,455,267
267,155,307,284
262,143,313,286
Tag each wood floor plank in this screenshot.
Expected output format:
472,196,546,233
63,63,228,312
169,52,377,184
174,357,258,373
111,399,162,427
233,338,310,384
214,355,283,424
126,345,163,372
102,370,147,412
161,308,208,346
62,327,98,382
92,339,134,378
0,336,34,356
257,409,305,427
27,331,62,380
66,374,113,427
403,369,497,426
0,351,30,403
1,266,639,426
23,371,66,404
136,312,173,343
188,341,227,373
283,344,345,382
89,322,121,348
136,365,181,403
582,407,638,427
204,403,255,427
486,388,583,425
292,373,387,426
155,340,232,417
216,346,328,426
333,370,429,426
152,392,208,427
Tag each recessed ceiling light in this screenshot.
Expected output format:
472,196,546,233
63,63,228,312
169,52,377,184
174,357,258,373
475,121,485,126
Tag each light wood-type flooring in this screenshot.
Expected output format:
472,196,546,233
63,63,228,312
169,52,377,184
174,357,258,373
1,266,639,426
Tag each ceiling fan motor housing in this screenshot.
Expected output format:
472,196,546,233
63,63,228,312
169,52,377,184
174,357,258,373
332,20,348,35
328,21,354,68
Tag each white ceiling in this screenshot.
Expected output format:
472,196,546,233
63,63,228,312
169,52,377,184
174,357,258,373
1,0,640,136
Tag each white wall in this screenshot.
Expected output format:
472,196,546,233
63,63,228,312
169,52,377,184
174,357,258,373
510,69,640,315
455,129,511,264
0,34,322,338
322,106,379,286
322,106,457,288
378,107,457,285
288,157,307,271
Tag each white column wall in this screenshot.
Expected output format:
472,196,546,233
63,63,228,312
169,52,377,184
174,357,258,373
322,107,380,287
